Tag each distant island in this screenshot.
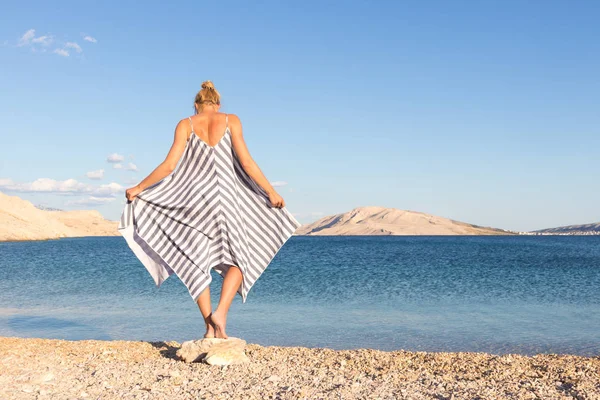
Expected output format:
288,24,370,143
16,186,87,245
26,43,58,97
295,206,514,236
524,222,600,236
0,191,119,242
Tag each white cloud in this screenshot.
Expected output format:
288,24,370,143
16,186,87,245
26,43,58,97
93,182,123,197
65,42,82,53
270,181,288,187
86,169,104,180
11,178,88,193
54,42,82,58
107,153,125,163
32,35,52,46
16,29,92,58
18,29,53,47
113,163,122,169
66,196,116,206
124,162,138,171
53,48,69,57
0,178,16,186
18,29,36,46
0,177,85,193
0,177,123,198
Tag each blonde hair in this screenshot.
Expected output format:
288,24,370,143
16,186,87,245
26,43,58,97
194,80,221,112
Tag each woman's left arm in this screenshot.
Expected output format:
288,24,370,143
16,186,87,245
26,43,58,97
125,119,189,201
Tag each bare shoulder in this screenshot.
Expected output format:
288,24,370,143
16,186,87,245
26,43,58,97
226,113,242,139
174,117,192,138
177,117,192,128
226,113,241,125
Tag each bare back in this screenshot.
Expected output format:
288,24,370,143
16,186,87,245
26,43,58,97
188,112,229,147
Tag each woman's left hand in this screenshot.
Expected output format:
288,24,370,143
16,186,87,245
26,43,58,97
125,185,142,202
268,190,285,208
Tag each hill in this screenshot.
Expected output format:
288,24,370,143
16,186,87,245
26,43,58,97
295,206,513,236
533,222,600,235
0,191,119,242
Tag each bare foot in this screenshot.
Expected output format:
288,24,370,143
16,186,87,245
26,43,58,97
204,324,215,339
203,314,216,338
210,310,228,339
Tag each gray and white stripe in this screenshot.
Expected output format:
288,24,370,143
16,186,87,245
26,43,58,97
118,116,301,303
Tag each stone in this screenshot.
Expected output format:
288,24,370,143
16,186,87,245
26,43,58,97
31,372,55,384
176,337,250,365
205,351,250,366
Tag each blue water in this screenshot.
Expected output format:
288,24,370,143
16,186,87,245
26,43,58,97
0,236,599,356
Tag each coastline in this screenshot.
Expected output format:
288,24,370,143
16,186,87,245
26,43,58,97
1,336,598,399
0,234,120,244
4,233,595,243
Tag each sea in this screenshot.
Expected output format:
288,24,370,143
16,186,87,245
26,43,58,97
0,236,598,356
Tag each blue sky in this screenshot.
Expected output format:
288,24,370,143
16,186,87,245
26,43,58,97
1,0,598,232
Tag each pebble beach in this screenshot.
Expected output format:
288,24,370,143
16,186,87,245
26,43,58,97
1,336,599,399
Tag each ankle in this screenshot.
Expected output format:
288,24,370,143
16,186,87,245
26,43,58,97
213,308,226,317
212,310,228,324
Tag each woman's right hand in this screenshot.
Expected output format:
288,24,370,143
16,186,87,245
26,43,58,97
125,185,142,202
268,191,285,208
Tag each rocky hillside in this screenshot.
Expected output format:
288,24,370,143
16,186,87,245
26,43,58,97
533,222,600,235
0,191,119,242
296,206,512,236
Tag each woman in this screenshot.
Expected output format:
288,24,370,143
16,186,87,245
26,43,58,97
118,81,301,339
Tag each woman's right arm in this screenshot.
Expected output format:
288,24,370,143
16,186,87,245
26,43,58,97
134,119,189,192
229,114,285,208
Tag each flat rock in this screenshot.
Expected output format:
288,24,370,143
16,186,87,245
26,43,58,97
176,337,249,365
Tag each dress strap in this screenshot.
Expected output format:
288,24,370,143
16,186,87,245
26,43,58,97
188,116,194,140
225,114,228,130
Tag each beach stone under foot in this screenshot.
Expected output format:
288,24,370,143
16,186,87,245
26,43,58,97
176,337,249,365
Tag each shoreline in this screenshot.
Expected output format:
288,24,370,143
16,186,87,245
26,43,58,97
0,234,121,244
4,233,599,243
1,336,598,399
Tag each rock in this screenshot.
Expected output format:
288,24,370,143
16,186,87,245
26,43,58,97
176,337,250,365
31,372,55,384
204,343,250,366
21,384,34,393
177,338,219,363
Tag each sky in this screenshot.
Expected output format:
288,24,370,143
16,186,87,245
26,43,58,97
1,0,599,232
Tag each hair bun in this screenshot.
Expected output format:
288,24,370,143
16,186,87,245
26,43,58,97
201,80,215,90
195,80,220,110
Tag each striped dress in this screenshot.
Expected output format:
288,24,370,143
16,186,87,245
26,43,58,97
118,115,301,303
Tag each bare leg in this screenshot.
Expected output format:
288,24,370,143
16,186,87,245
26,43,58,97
196,285,215,338
211,265,242,339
